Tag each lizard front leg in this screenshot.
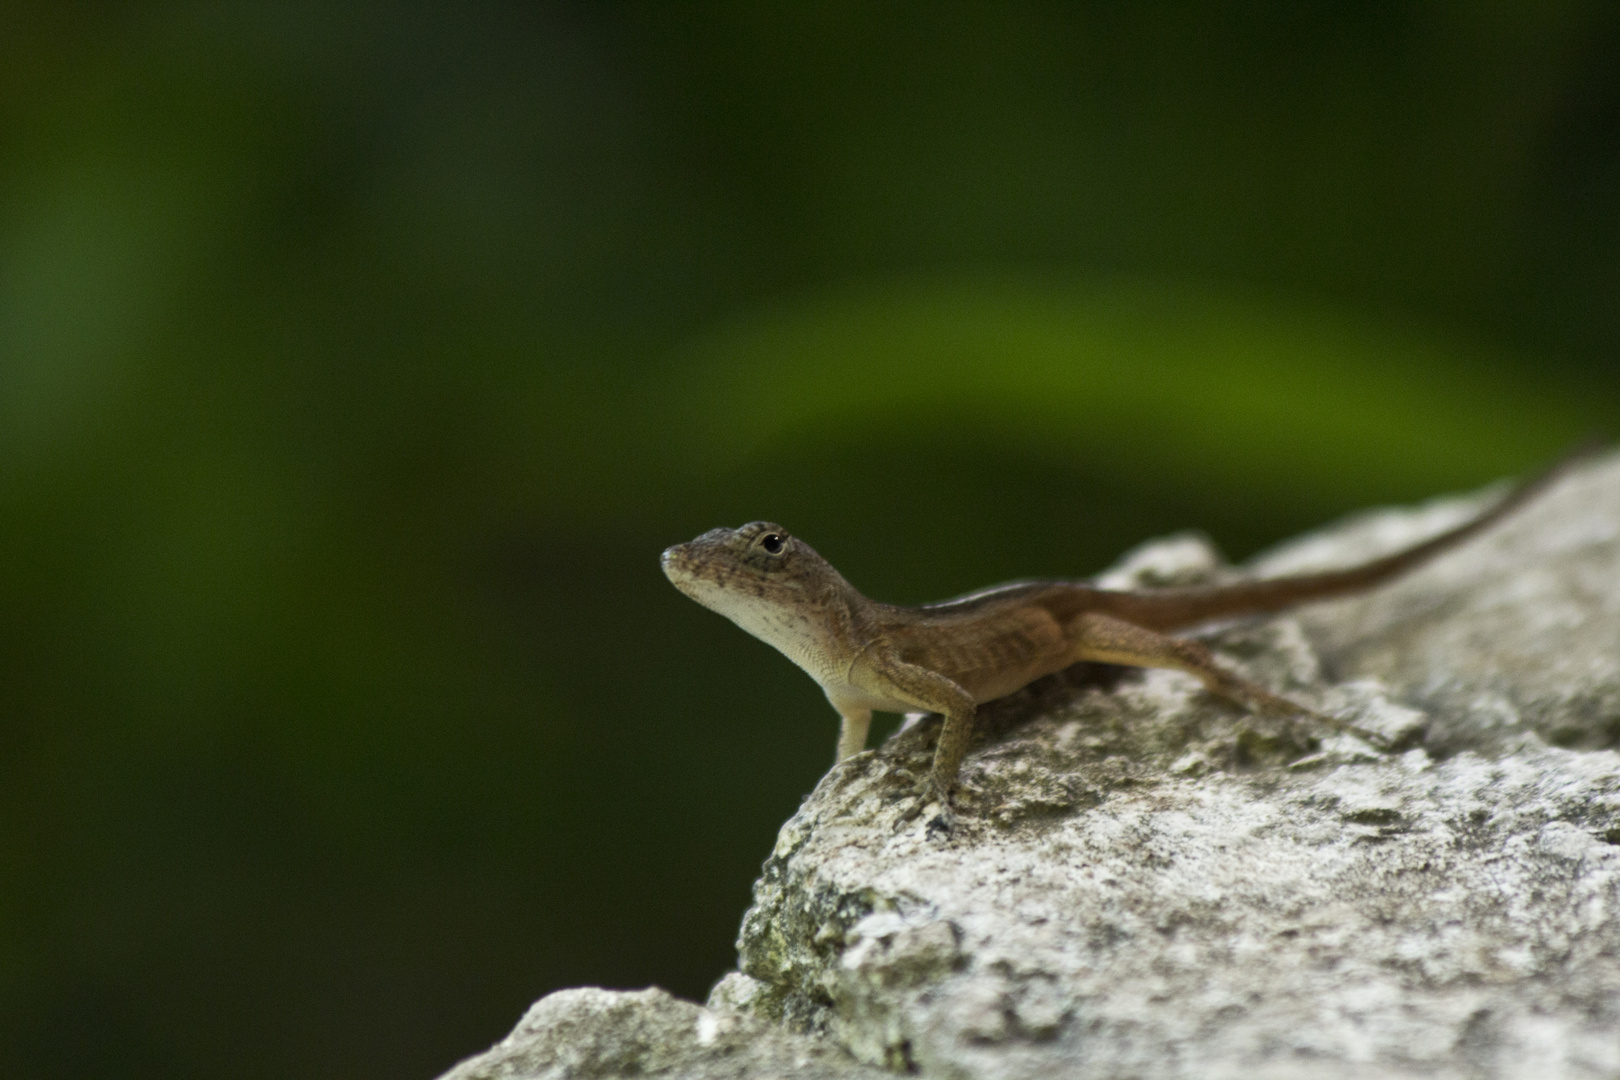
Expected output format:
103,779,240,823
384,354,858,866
855,652,978,802
834,707,872,763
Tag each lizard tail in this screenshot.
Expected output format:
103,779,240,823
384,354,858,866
1090,438,1604,633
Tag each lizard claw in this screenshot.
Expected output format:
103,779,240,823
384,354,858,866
889,768,954,828
1309,706,1395,752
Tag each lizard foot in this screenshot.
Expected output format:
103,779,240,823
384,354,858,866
1306,707,1394,752
888,768,954,828
1243,689,1394,755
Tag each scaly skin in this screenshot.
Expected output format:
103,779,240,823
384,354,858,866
661,447,1591,806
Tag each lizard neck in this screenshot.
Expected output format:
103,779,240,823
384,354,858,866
781,576,880,687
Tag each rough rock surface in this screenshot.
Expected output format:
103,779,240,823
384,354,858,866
441,451,1620,1080
437,985,891,1080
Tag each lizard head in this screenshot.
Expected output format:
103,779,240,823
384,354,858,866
661,522,855,666
661,521,823,606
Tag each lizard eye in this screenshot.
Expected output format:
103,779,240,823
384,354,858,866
760,533,785,554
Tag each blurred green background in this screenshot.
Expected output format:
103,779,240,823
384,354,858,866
2,3,1617,1077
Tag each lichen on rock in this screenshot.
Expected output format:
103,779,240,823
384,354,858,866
442,451,1620,1080
728,449,1620,1079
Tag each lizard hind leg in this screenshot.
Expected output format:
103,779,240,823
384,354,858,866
1064,612,1386,747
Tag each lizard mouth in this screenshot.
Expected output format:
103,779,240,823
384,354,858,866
661,527,739,593
660,545,735,616
660,543,713,599
660,544,692,584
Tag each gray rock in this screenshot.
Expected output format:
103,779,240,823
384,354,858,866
444,451,1620,1079
733,449,1620,1079
437,985,889,1079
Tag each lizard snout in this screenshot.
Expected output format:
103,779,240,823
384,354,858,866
660,542,708,594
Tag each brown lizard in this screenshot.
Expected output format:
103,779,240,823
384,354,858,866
661,450,1587,804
